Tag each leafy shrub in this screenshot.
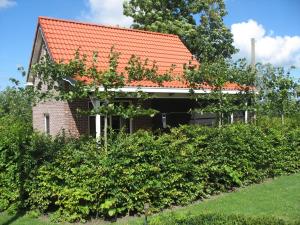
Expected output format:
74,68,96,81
0,87,33,124
0,115,32,212
0,119,69,213
1,122,300,222
257,115,300,131
25,136,99,222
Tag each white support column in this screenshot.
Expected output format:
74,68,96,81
245,102,248,124
230,113,234,124
95,100,101,139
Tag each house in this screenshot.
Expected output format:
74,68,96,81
27,17,241,137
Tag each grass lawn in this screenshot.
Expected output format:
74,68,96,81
119,173,300,224
1,173,299,225
162,172,300,222
0,212,56,225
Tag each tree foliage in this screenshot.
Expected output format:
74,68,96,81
32,48,173,117
123,0,236,62
31,48,173,146
184,58,256,126
0,81,33,124
257,64,299,124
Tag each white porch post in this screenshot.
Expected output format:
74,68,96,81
230,113,234,124
95,100,101,140
245,102,248,124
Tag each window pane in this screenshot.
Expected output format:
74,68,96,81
44,114,50,134
111,116,120,132
89,116,96,137
88,101,94,110
101,116,105,134
121,118,130,133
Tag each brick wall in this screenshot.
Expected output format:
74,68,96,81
66,99,89,136
32,99,89,137
32,45,91,136
32,98,155,137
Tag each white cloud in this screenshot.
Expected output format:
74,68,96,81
0,0,16,9
231,19,300,67
82,0,133,27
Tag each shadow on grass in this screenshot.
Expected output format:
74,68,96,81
1,211,26,225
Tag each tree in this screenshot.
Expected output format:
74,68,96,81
187,3,236,62
0,80,33,125
0,76,34,213
231,58,257,123
123,0,236,62
257,64,299,124
32,48,172,149
184,58,256,127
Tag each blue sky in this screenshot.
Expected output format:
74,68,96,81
0,0,299,89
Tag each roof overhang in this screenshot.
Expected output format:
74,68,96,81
97,86,240,95
63,77,244,96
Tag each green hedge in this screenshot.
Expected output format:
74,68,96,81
149,213,297,225
0,116,32,212
0,120,299,221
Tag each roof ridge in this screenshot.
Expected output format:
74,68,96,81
38,16,179,38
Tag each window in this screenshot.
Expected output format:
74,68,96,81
110,115,131,133
109,101,132,134
44,113,50,134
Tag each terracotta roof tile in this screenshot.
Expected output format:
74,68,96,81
38,17,238,90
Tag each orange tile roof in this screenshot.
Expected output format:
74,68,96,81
38,17,239,90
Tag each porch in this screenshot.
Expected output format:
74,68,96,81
88,98,250,138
